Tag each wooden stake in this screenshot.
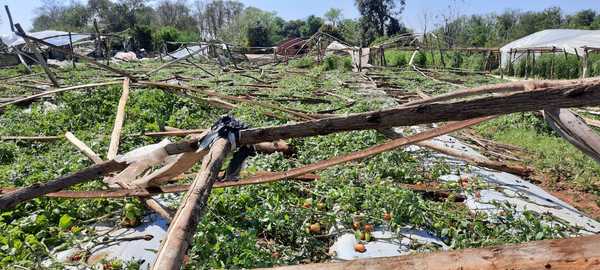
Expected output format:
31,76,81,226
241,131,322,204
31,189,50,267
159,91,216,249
64,132,103,164
152,138,230,270
107,79,130,160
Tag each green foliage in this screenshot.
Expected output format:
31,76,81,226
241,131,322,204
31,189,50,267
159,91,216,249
355,0,408,45
384,50,409,67
133,25,153,51
322,55,352,71
291,57,315,69
475,113,600,192
437,7,600,48
508,53,589,79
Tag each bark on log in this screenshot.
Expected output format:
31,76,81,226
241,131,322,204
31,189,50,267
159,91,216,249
263,235,600,270
152,138,230,270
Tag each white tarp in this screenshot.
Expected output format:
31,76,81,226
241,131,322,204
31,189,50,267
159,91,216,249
8,30,91,48
500,29,600,68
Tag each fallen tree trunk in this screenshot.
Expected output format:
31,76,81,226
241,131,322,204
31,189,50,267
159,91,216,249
264,235,600,270
403,78,599,107
210,117,493,189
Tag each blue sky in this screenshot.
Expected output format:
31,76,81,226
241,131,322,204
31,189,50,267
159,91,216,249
1,0,599,36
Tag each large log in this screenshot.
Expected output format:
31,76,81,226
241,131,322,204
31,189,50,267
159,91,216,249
152,138,230,270
264,235,600,270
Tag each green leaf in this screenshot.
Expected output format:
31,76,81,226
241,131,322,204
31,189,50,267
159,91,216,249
58,214,73,230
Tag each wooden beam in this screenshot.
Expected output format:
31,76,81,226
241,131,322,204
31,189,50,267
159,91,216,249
64,132,103,164
264,235,600,270
107,79,130,160
152,138,230,270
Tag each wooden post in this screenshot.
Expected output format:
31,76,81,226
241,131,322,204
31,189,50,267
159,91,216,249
551,47,556,79
107,79,130,160
507,49,514,75
152,138,230,270
525,50,530,79
65,132,103,164
439,48,446,68
14,24,60,87
4,5,15,32
582,47,589,78
531,50,536,78
358,48,362,72
68,32,75,69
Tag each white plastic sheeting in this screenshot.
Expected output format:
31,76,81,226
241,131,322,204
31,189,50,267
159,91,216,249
500,29,600,68
8,30,91,48
165,45,208,60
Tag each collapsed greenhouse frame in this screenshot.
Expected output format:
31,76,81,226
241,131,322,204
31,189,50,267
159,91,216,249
2,6,600,269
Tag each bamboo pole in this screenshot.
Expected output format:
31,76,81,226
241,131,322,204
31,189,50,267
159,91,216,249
152,138,230,270
107,79,130,160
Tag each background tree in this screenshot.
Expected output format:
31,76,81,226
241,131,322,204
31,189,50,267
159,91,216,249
355,0,407,45
301,15,323,38
324,8,343,27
